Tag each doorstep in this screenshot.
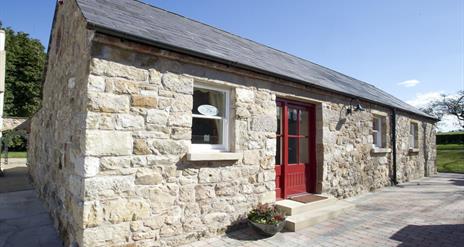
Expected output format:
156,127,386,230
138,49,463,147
276,195,355,232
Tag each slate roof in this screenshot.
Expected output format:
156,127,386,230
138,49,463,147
75,0,436,120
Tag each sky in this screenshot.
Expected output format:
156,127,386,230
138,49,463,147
0,0,463,131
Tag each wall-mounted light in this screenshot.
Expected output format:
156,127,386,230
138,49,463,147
346,98,365,115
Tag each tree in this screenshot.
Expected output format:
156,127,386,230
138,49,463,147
1,22,46,117
422,90,464,128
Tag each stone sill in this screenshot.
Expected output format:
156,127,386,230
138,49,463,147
409,148,420,154
371,147,391,154
186,152,243,161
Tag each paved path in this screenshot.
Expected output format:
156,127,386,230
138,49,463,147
0,158,62,247
0,190,62,247
184,173,464,247
0,159,32,193
0,173,462,247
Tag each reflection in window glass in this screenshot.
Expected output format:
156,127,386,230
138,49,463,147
300,110,308,137
288,108,298,135
276,137,282,165
276,106,282,135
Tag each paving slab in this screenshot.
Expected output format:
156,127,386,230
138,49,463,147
181,173,464,247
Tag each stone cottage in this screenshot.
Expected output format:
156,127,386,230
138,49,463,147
28,0,438,246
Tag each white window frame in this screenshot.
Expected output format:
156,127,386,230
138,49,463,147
410,122,419,149
373,115,386,148
191,83,230,153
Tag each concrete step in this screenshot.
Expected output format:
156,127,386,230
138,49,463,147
284,200,355,232
276,197,338,216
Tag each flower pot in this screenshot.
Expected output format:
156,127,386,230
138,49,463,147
247,219,286,236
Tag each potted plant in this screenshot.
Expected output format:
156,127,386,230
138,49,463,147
247,203,286,236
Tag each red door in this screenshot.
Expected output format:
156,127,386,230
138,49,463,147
275,99,316,199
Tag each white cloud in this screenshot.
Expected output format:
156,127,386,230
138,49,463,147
398,79,420,87
406,91,443,108
406,91,462,132
437,115,462,133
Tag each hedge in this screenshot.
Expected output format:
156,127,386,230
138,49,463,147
436,133,464,144
1,129,28,151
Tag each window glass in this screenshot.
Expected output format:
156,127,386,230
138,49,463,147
275,137,282,165
191,118,222,144
299,137,309,163
276,106,282,135
288,108,298,135
410,123,419,148
288,137,298,164
300,110,309,137
373,117,379,131
191,85,228,149
192,88,224,117
373,115,386,148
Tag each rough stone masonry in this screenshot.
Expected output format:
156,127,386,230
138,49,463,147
27,1,437,246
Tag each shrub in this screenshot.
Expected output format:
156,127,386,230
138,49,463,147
1,129,28,151
436,133,464,144
247,203,286,225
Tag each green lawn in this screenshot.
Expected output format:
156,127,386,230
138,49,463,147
6,152,27,159
437,144,464,173
437,131,464,135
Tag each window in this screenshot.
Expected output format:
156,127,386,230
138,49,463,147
191,84,229,152
373,115,386,148
410,122,419,149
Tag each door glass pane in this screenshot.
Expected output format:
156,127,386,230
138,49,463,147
275,137,281,165
192,118,222,144
299,138,309,163
276,106,282,135
300,110,309,137
288,108,298,135
288,137,298,164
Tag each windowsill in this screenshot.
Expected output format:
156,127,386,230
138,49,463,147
371,147,392,154
186,152,243,161
409,148,420,153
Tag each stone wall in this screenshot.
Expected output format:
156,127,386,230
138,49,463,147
396,113,437,182
27,1,93,245
321,105,437,197
321,103,393,198
79,40,276,246
2,117,28,131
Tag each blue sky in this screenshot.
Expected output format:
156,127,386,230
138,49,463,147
1,0,463,129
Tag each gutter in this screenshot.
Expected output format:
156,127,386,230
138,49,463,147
86,23,439,122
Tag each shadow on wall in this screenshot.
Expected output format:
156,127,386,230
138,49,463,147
390,224,464,247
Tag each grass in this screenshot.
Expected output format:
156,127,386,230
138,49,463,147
6,152,27,159
437,131,464,135
437,144,464,174
437,144,464,151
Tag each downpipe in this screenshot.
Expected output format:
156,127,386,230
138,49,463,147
391,108,398,185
